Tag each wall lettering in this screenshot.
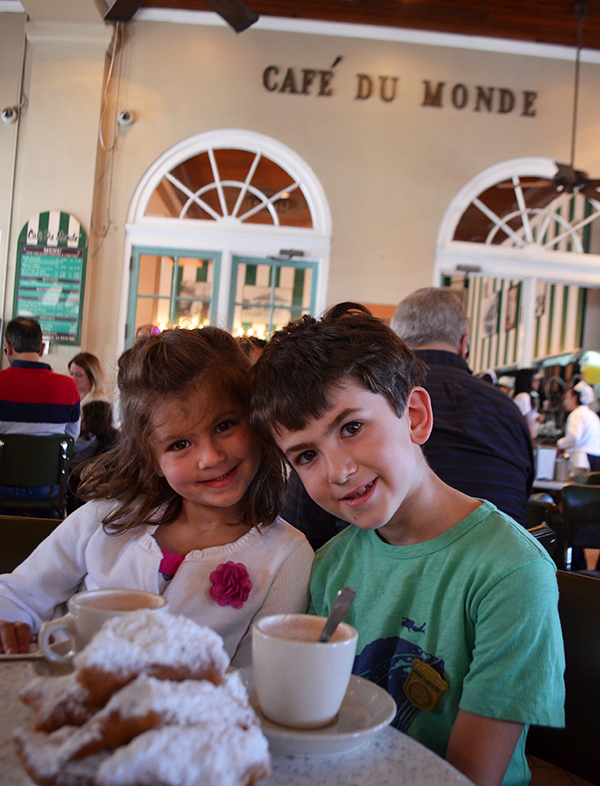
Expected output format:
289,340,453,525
422,80,537,116
261,63,538,119
263,66,334,96
355,74,399,102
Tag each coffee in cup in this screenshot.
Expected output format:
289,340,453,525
38,588,168,663
252,613,358,729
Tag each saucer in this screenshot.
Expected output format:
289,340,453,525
238,667,396,756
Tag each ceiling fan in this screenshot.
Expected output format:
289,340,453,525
104,0,259,33
499,1,600,200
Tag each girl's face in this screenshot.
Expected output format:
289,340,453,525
151,385,261,521
70,363,91,398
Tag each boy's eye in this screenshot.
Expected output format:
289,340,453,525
341,421,362,436
296,450,317,466
168,439,190,452
215,419,235,434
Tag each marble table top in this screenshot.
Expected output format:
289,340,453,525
0,659,472,786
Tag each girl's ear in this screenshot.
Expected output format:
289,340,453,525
405,387,434,446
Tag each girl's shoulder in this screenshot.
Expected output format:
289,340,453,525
253,516,315,558
260,516,312,542
62,498,138,534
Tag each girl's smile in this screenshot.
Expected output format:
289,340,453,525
152,387,261,524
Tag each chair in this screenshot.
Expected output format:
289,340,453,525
572,471,600,485
0,434,74,518
526,496,564,569
560,483,600,571
0,514,61,573
526,571,600,785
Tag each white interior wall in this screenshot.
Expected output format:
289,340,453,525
2,7,600,378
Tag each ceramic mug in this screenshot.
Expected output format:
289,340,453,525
252,613,358,729
38,588,168,663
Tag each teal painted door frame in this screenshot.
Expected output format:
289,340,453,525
228,255,319,333
127,246,221,345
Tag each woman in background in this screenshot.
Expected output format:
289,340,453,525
513,368,539,443
68,352,108,405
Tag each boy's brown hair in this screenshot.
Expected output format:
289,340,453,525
80,327,285,533
251,302,427,440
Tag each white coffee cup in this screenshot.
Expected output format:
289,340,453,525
252,613,358,729
38,588,168,663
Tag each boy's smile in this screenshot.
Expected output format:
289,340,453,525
275,379,437,544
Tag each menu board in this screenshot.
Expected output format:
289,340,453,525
13,211,87,345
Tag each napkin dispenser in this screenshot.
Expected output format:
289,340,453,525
536,447,557,480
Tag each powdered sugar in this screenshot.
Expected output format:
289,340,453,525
19,672,97,732
14,611,270,786
74,610,230,679
96,721,270,786
98,672,256,727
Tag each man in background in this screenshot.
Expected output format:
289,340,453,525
390,287,533,525
0,317,80,439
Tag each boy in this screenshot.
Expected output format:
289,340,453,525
251,303,564,786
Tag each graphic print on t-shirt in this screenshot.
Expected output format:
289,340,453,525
353,634,445,732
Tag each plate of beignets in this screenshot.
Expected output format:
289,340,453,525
14,610,270,786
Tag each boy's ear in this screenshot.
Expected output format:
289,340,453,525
405,387,434,446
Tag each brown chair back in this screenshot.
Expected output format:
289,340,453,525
526,496,564,568
526,571,600,784
0,514,61,574
561,483,600,552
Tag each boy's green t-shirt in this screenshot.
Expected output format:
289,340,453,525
309,501,565,786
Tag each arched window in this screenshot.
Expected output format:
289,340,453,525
435,157,600,371
124,130,331,345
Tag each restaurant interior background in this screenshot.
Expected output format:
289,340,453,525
1,0,600,398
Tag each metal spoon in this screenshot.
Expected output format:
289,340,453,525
317,587,356,642
0,650,45,661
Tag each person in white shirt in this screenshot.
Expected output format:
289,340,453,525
513,369,539,443
557,380,600,472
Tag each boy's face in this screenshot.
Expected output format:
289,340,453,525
274,379,433,545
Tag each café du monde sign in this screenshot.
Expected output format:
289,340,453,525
262,60,538,117
14,210,87,345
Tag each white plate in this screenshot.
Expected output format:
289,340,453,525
238,667,396,756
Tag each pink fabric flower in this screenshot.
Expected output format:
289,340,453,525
209,561,253,610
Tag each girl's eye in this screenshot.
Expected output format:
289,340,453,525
169,439,190,452
341,421,362,436
215,420,235,434
296,450,317,466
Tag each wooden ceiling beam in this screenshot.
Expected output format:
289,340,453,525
141,0,600,50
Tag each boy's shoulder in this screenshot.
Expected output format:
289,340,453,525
313,501,552,569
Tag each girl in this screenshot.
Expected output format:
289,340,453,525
0,328,314,665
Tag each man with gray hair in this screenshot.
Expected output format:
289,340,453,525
391,287,533,525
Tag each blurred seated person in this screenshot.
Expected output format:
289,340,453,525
67,399,118,513
0,316,80,511
513,368,539,443
0,317,80,440
68,352,108,406
71,399,118,470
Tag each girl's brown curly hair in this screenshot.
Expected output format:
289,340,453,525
79,327,286,534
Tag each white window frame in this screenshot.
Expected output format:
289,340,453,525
435,156,600,366
120,129,331,350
